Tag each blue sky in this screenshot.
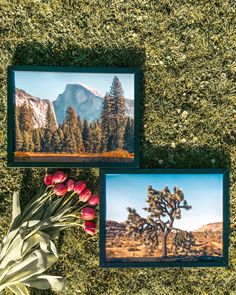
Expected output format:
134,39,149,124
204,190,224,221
106,173,223,231
14,71,134,101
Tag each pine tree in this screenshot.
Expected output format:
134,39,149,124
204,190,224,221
63,132,77,153
101,92,113,152
18,102,34,133
51,130,61,153
32,129,41,152
42,129,52,152
28,134,34,152
21,131,30,152
90,122,101,153
38,128,45,152
57,126,64,141
124,117,134,153
63,106,78,130
62,107,84,153
56,126,64,152
16,126,23,151
17,102,35,152
46,102,57,132
101,77,126,151
77,115,83,131
109,76,126,150
15,107,23,151
42,102,57,152
82,118,92,153
74,124,84,153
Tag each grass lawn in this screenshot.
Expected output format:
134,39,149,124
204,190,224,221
0,0,235,294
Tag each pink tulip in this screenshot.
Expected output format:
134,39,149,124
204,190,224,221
65,179,75,191
81,207,96,220
88,194,99,206
79,188,91,202
53,183,68,196
52,170,67,184
74,181,86,194
84,221,96,235
44,174,53,186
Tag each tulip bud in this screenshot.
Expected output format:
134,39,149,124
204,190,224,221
74,181,86,194
81,207,96,220
88,194,99,206
84,221,96,235
44,174,53,186
65,179,75,191
53,183,68,196
52,170,67,184
79,188,91,202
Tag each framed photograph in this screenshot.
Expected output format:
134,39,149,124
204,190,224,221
100,169,229,268
7,66,140,167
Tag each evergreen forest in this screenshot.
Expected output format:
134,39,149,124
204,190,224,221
15,76,134,155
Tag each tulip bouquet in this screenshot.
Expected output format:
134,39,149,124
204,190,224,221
0,171,99,295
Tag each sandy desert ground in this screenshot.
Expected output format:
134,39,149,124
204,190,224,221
106,221,223,262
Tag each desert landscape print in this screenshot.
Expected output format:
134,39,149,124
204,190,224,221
12,70,135,163
105,173,224,263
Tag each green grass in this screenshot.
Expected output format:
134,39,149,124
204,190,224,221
0,0,235,294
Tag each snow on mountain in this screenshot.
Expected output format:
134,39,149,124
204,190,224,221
15,88,58,129
79,83,103,97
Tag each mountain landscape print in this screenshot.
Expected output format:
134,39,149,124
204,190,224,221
10,68,138,165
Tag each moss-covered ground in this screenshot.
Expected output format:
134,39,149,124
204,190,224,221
0,0,235,294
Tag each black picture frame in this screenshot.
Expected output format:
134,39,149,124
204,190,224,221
7,66,141,168
100,168,229,268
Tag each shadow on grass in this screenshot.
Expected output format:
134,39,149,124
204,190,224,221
12,42,146,68
140,141,231,169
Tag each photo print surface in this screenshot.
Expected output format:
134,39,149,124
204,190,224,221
8,67,140,167
101,170,228,267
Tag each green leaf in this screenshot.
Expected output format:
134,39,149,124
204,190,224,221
19,189,49,223
41,198,63,219
9,192,22,232
0,248,57,286
22,231,56,257
8,284,29,295
0,228,26,269
0,228,19,260
25,275,66,291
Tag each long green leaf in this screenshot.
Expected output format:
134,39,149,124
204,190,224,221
41,199,63,219
0,228,26,269
22,231,54,256
25,275,66,291
19,188,50,224
0,228,19,260
0,248,57,287
9,192,22,232
8,283,29,295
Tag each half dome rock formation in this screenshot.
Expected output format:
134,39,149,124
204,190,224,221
15,88,58,129
53,84,104,124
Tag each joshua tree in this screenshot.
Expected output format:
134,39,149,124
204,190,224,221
125,185,192,258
